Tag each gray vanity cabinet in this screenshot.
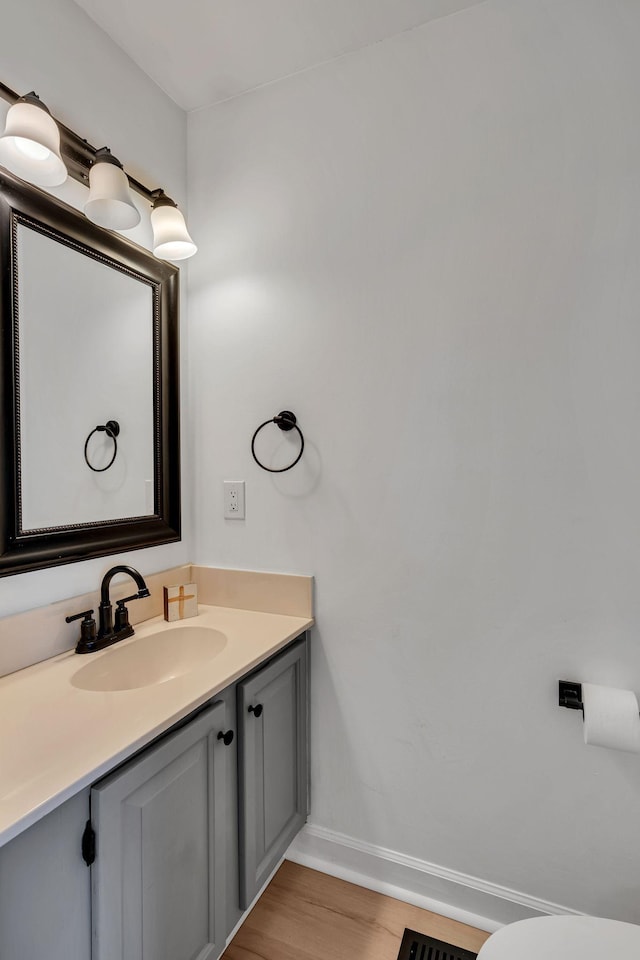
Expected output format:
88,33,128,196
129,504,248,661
91,700,230,960
237,635,309,908
0,633,310,960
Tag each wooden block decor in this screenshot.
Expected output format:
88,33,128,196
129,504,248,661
163,582,198,621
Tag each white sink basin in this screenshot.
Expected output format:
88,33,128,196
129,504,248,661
70,626,228,692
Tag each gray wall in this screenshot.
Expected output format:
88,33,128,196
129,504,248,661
187,0,640,920
4,0,640,929
0,0,190,620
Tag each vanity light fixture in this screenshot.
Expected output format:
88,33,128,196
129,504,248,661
0,80,196,260
151,191,197,261
84,147,141,230
0,92,67,187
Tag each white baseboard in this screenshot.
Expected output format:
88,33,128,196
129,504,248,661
286,824,582,933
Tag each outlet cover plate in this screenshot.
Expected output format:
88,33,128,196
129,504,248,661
224,480,245,519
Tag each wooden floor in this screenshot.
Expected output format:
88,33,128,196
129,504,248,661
223,861,491,960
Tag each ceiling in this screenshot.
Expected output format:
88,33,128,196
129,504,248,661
72,0,488,112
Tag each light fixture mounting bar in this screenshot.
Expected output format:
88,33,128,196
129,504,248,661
0,80,158,202
0,81,18,107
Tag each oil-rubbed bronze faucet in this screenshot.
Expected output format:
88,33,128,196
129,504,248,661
66,564,150,654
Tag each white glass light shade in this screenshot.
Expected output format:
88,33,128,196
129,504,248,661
84,155,141,230
0,98,67,187
151,202,197,261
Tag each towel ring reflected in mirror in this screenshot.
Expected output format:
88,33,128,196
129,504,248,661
84,420,120,473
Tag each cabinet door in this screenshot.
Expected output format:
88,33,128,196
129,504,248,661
0,789,91,960
91,700,229,960
237,635,308,908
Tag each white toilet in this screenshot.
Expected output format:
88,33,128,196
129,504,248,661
477,915,640,958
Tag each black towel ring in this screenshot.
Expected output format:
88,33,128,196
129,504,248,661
84,420,120,473
251,411,304,473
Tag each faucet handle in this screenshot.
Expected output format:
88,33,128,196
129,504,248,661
66,609,94,624
65,609,97,651
114,594,138,631
114,590,149,632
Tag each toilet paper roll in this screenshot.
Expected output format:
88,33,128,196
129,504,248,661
582,683,640,753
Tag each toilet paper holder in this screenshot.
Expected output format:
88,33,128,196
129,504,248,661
559,679,640,717
559,680,584,712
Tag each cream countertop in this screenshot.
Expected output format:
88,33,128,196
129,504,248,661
0,604,312,847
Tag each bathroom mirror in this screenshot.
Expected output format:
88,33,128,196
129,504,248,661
0,169,180,576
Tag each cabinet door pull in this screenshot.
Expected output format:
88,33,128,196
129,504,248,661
217,729,234,746
82,820,96,866
248,703,263,718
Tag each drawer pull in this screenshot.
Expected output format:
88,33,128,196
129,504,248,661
248,703,263,718
217,729,234,746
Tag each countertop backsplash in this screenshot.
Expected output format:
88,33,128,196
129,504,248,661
0,565,313,678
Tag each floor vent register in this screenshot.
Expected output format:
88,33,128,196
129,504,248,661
396,928,478,960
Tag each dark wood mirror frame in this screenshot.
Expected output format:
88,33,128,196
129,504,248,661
0,169,181,577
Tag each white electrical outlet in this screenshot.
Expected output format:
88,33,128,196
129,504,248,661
224,480,245,519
